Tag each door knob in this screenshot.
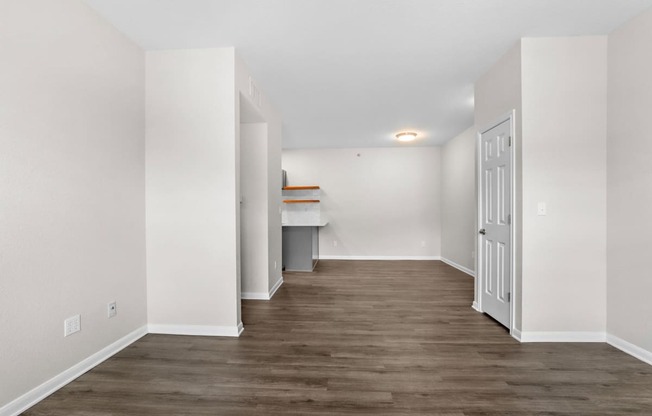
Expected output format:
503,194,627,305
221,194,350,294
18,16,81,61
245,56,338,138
479,228,486,235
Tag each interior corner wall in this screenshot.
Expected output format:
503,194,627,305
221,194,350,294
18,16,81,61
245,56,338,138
0,0,146,408
235,54,283,297
521,37,607,334
282,147,441,259
145,48,240,331
441,127,477,273
265,116,283,292
240,122,270,296
607,8,652,352
474,41,523,330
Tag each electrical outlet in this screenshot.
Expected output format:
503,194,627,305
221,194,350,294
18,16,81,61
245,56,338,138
274,261,277,270
108,302,117,318
64,315,81,337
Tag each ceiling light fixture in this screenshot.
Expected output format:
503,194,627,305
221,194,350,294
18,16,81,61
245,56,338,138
396,131,418,142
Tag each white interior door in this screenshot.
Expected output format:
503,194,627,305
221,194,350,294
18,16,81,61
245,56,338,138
479,118,512,328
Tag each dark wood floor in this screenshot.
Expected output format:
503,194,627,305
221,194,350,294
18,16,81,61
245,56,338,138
24,260,652,415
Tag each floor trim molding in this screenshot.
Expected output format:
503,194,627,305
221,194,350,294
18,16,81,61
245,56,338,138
241,291,270,300
148,324,242,337
0,325,147,416
268,276,283,299
440,257,475,277
607,334,652,366
511,328,522,341
471,301,481,312
241,277,284,300
519,331,606,343
319,255,441,261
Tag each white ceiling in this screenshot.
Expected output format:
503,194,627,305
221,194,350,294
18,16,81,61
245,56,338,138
85,0,652,149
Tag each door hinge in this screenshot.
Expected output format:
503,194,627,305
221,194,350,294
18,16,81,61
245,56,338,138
507,214,511,225
508,136,512,147
507,292,511,302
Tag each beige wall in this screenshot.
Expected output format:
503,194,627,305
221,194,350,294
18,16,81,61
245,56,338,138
0,0,146,408
441,127,476,273
282,147,441,258
607,8,652,352
474,42,523,329
521,37,608,334
145,48,240,332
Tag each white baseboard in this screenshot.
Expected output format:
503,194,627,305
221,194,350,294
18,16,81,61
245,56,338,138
519,331,606,343
607,334,652,366
471,301,481,312
241,291,269,300
440,257,475,277
268,276,283,298
319,255,441,261
511,328,522,341
148,323,242,337
241,276,284,300
0,325,147,416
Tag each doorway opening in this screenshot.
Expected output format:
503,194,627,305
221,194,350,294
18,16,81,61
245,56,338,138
238,94,269,308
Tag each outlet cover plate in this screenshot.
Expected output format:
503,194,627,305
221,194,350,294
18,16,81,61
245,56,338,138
108,302,117,318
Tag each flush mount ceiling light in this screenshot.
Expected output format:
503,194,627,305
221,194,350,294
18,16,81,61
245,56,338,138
396,131,418,142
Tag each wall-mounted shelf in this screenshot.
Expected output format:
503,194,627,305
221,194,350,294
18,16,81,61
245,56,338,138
281,182,325,272
283,199,320,204
283,186,320,190
282,184,321,224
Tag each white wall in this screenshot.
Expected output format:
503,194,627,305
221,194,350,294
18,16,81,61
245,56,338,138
235,54,283,298
264,117,283,293
0,0,146,409
474,42,523,328
474,38,608,335
521,37,607,334
146,48,240,332
240,123,270,296
282,147,441,259
441,127,476,273
146,49,282,330
607,8,652,353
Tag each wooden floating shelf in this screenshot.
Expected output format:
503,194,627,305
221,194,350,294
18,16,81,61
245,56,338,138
283,186,320,190
283,199,320,204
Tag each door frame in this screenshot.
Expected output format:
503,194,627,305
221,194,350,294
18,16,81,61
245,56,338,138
475,110,516,335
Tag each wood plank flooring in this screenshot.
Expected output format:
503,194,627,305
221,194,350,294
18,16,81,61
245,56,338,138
24,260,652,415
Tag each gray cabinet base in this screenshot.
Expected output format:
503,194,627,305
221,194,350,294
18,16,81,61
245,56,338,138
282,226,319,272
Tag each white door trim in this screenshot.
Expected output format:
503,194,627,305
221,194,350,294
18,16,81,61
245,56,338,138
475,110,516,336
